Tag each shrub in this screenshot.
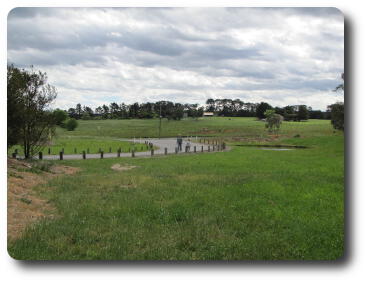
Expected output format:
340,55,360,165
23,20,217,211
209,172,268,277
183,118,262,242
65,118,78,131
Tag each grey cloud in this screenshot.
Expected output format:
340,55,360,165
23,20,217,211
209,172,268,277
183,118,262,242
7,7,344,110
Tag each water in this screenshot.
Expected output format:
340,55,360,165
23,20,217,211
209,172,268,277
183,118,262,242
260,148,294,151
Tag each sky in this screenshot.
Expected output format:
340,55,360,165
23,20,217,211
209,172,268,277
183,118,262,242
7,7,344,111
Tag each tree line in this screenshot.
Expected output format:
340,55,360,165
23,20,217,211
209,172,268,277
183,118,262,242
60,99,331,122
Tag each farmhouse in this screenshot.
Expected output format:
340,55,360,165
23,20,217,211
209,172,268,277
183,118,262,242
203,112,214,117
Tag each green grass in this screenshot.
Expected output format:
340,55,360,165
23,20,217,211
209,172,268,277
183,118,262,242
8,118,344,260
9,136,152,155
55,117,334,139
8,118,334,157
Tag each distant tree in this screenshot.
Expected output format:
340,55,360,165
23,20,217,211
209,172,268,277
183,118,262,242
329,73,344,131
68,107,77,119
205,98,216,112
7,65,57,158
75,103,82,119
328,102,344,131
65,118,78,131
102,104,110,119
264,109,284,134
297,105,309,121
53,109,68,126
256,102,272,119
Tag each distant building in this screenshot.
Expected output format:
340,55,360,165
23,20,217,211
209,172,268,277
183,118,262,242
203,112,214,117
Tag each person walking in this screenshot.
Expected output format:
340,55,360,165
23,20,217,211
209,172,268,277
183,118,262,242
177,135,183,151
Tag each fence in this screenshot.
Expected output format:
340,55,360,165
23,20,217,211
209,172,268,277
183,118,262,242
10,139,226,160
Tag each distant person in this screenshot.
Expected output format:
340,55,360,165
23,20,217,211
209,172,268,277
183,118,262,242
177,136,183,151
186,139,191,152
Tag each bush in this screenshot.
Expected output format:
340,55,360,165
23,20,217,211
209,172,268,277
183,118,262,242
65,118,78,131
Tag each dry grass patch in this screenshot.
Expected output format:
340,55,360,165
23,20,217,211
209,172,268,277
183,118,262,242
111,163,139,171
7,159,80,241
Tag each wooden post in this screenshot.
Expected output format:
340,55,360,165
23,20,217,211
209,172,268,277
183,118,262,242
151,149,154,156
194,146,196,153
82,151,86,159
164,148,167,155
212,145,215,151
132,150,135,158
39,152,43,160
100,151,104,159
201,146,204,152
59,152,63,160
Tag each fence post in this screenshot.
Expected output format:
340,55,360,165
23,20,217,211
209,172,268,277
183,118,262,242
201,146,204,152
59,151,63,160
212,145,215,151
82,151,86,159
194,146,196,153
39,152,43,160
164,148,167,155
151,149,154,156
100,151,104,159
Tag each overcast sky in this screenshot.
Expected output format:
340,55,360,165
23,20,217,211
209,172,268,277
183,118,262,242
7,7,344,111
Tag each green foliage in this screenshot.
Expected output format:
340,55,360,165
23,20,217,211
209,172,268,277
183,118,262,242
264,110,284,133
7,65,26,148
328,102,344,131
65,118,78,131
53,109,68,126
7,65,57,158
297,105,309,121
256,102,272,119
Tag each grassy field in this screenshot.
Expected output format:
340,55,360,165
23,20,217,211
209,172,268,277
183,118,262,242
9,137,153,156
7,118,344,260
55,117,334,139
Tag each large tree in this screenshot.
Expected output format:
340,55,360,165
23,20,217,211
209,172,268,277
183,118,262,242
7,65,57,158
7,65,26,148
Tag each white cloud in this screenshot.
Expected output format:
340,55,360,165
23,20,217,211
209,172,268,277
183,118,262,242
7,7,344,110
